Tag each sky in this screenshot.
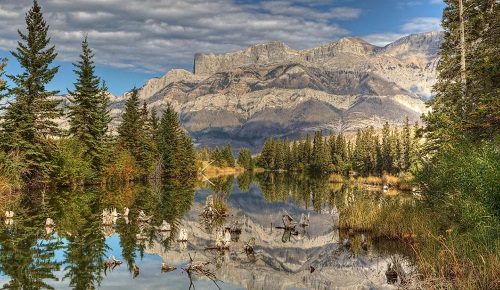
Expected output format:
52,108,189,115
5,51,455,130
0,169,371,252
0,0,445,96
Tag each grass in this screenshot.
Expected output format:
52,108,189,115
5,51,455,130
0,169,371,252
339,185,500,289
348,172,416,191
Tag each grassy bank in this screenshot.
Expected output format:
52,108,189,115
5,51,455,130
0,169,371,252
340,138,500,289
348,172,416,191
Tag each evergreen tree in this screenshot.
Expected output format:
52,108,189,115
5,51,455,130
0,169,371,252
0,0,62,185
221,143,235,167
67,36,109,171
237,148,253,170
401,117,412,171
302,134,312,166
210,147,223,167
311,131,329,173
290,140,299,170
259,137,275,169
274,138,285,170
424,0,499,144
156,103,195,178
391,127,402,174
150,106,159,132
380,122,392,174
117,88,141,156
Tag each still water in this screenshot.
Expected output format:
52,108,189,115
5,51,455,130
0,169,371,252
0,173,415,289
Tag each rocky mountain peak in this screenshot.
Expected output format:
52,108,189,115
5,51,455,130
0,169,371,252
109,31,442,152
377,30,443,59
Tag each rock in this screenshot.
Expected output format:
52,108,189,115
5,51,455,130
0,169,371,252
58,32,443,153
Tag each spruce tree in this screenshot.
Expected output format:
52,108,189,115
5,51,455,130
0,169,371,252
221,143,235,167
156,103,195,178
237,148,253,170
1,0,62,185
68,36,110,171
424,0,499,143
381,122,392,174
117,88,141,154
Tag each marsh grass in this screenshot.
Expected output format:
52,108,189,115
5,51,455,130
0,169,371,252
340,186,500,289
349,173,417,192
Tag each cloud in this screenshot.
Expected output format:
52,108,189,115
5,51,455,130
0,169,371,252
0,0,356,74
401,17,442,33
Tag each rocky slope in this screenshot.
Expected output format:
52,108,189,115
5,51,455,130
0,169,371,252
111,31,443,152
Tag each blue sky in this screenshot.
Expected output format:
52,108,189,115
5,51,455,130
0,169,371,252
0,0,445,96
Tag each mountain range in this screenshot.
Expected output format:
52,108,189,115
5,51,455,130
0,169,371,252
109,31,443,152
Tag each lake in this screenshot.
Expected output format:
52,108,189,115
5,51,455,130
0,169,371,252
0,173,416,289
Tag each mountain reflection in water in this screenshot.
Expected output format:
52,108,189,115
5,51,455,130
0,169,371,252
0,173,415,289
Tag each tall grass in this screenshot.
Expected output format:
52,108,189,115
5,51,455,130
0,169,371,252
340,146,500,289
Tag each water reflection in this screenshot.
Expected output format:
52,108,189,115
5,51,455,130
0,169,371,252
1,174,416,289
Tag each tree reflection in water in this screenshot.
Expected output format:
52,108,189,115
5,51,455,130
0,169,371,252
0,174,417,289
0,191,63,289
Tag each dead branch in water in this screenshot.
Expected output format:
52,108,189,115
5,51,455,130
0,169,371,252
182,253,221,290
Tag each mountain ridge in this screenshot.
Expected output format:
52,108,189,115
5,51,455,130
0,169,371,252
109,31,443,152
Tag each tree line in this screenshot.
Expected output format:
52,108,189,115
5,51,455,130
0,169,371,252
255,117,420,177
0,1,195,189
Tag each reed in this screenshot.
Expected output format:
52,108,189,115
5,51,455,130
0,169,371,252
341,197,500,288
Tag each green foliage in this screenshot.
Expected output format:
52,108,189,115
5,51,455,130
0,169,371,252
54,138,95,187
156,103,196,178
0,0,62,186
418,136,500,228
221,143,235,167
257,124,420,177
67,37,111,172
237,148,253,170
424,0,500,143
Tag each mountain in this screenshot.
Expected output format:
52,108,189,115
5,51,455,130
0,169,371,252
111,31,443,152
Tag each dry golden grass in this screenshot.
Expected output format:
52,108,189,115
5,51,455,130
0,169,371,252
200,164,244,179
328,174,344,183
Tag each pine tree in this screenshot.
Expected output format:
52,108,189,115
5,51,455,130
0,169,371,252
424,0,499,144
259,137,275,169
401,117,412,171
1,1,62,185
380,122,392,174
156,103,195,178
67,36,110,171
117,88,141,153
274,138,285,170
211,147,223,167
221,143,235,167
237,148,253,170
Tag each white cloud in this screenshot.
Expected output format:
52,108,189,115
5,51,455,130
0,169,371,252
401,17,442,33
0,0,357,74
329,7,362,20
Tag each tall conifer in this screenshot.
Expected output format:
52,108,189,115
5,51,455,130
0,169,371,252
68,36,110,171
1,0,61,184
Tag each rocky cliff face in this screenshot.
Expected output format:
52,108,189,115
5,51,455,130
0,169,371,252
111,31,443,152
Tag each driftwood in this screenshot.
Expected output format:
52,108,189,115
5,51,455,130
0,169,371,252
182,254,221,290
244,237,256,254
103,256,123,275
161,262,176,273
